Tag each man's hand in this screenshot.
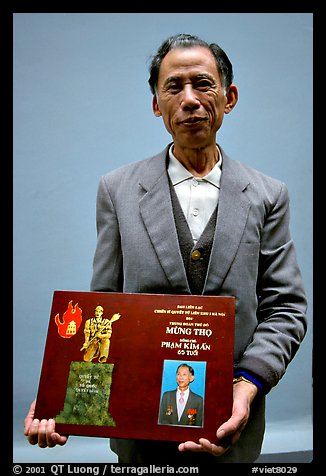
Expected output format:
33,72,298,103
178,379,258,457
110,313,121,322
24,400,68,448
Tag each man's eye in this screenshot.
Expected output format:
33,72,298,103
167,84,181,92
195,81,212,90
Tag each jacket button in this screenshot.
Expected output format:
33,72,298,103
191,250,201,261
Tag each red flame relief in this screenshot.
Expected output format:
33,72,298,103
54,300,82,338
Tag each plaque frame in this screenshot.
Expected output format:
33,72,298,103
34,290,235,443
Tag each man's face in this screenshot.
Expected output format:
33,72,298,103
95,308,103,319
176,366,194,390
153,46,230,151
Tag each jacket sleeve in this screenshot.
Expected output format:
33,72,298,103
235,182,308,393
90,176,124,292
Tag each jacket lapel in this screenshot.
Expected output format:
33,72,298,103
139,146,251,295
204,152,251,293
139,147,190,293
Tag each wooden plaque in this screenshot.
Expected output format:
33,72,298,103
34,290,235,443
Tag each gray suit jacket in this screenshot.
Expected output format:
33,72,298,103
158,389,204,427
90,144,307,463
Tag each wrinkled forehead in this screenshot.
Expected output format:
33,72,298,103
158,46,221,84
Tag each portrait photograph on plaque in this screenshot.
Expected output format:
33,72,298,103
158,360,206,428
34,290,235,443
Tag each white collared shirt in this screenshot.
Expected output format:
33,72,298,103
168,145,222,243
176,387,189,420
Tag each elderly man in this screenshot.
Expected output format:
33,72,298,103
24,34,307,464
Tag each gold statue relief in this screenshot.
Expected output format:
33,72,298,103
80,305,121,363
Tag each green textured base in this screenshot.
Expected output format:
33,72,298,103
55,361,116,426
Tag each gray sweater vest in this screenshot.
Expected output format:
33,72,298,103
169,182,217,295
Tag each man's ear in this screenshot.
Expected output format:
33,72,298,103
224,84,238,114
152,95,162,117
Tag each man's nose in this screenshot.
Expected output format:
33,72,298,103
181,84,200,110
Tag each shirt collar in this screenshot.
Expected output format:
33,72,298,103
167,144,222,188
177,387,190,396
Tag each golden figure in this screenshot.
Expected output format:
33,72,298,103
80,305,120,363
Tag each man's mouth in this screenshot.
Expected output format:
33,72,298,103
179,117,207,125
